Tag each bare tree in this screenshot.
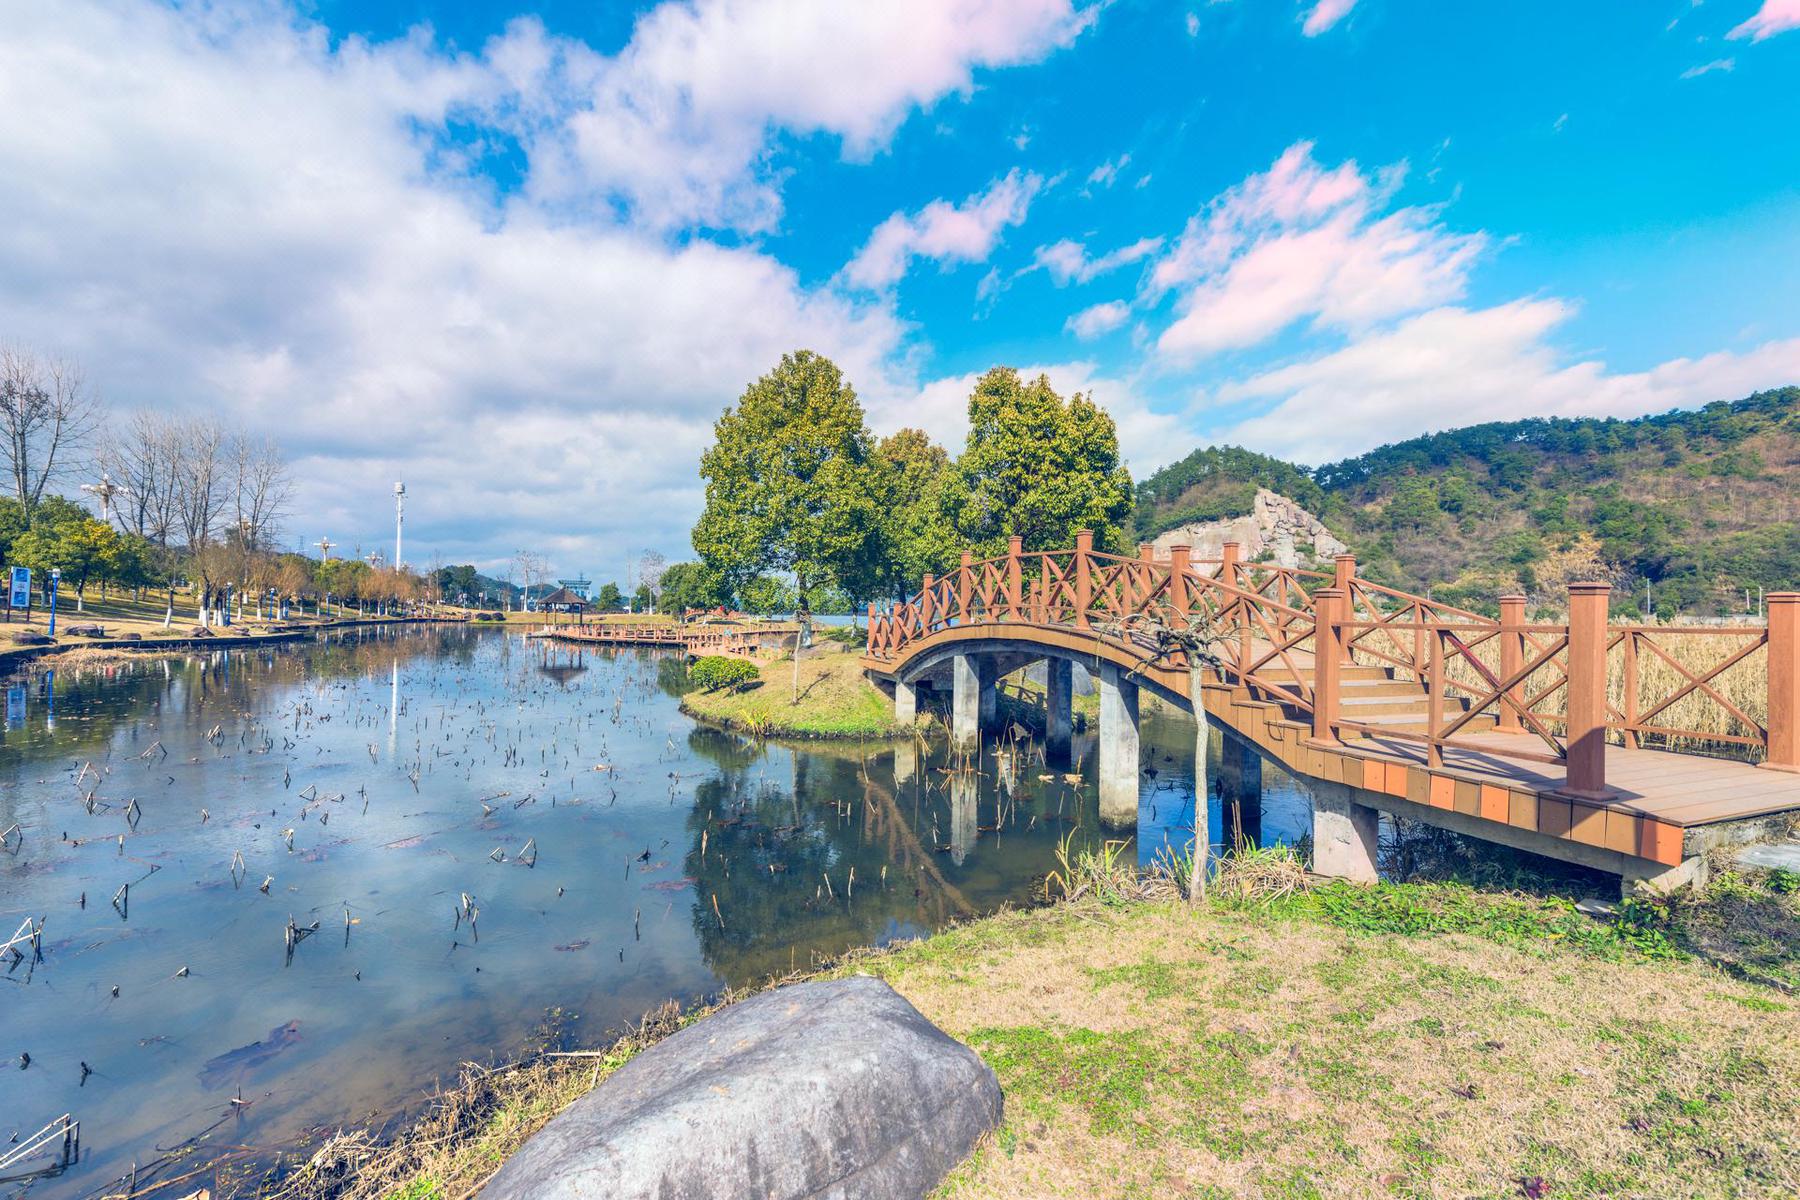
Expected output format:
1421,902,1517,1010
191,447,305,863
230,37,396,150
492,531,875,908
230,431,292,551
637,549,668,604
0,346,101,518
98,410,182,543
173,417,227,550
513,549,549,608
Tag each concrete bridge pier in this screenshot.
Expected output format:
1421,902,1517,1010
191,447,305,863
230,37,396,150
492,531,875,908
1097,663,1140,829
893,678,918,727
1193,713,1216,872
1310,780,1380,883
951,654,995,748
1219,736,1264,849
1045,659,1073,762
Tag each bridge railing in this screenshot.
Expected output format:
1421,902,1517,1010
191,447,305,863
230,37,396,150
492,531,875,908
868,532,1800,792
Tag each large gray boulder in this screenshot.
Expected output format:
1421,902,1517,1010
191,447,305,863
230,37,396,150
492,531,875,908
484,975,1002,1200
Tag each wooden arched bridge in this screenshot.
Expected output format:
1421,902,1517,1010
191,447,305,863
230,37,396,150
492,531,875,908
863,532,1800,895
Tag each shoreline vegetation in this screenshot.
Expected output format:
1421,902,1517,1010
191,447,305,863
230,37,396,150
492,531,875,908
675,641,906,739
250,849,1799,1200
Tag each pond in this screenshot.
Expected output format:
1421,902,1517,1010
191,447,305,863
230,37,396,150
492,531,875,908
0,626,1314,1197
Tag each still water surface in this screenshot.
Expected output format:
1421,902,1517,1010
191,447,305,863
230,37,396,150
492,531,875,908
1,626,1311,1196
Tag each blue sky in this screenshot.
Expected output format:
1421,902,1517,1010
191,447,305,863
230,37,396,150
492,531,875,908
1,0,1797,577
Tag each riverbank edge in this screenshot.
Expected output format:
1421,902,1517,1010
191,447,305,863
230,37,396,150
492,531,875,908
674,648,912,740
257,862,1800,1200
0,616,461,674
674,694,916,741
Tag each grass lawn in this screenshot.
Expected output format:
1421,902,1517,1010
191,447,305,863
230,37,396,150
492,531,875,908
278,865,1799,1200
893,882,1799,1200
1,592,428,675
677,642,905,738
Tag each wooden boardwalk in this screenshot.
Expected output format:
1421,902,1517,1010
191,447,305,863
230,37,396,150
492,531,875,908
862,534,1800,891
534,621,798,658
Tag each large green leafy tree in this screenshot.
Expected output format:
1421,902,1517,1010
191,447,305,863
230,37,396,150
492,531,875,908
594,582,624,611
877,427,956,594
943,368,1134,557
656,561,727,614
692,351,890,611
9,508,137,606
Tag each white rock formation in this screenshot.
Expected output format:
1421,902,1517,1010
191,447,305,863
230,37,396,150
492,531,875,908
1149,488,1348,568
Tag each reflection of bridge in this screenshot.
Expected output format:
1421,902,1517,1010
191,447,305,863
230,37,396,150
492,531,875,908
864,533,1800,896
535,622,798,658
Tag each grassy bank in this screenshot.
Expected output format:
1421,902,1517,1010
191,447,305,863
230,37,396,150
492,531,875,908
262,860,1799,1200
676,643,905,738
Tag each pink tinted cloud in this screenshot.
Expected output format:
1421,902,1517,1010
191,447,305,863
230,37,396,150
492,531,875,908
1729,0,1800,40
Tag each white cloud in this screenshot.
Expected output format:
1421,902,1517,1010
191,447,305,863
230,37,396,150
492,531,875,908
1301,0,1358,36
1729,0,1800,41
1681,57,1736,77
1086,154,1131,188
843,169,1044,289
1213,300,1800,464
530,0,1095,231
1066,301,1131,339
1032,236,1163,285
0,1,933,571
882,362,1183,473
1149,141,1484,359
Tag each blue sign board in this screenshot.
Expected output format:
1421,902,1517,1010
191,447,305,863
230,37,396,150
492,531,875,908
8,566,28,610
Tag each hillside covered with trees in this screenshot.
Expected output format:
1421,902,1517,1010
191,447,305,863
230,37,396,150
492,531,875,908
1135,387,1800,616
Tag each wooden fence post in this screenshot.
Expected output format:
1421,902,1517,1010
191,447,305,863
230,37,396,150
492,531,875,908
1168,545,1191,620
1221,540,1240,588
1311,587,1344,744
1498,594,1525,731
1074,530,1093,629
958,551,973,623
920,574,934,632
1333,554,1356,662
1006,536,1023,621
1766,592,1799,772
1562,582,1612,798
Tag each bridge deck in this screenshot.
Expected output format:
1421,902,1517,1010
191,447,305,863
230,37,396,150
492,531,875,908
1348,730,1798,828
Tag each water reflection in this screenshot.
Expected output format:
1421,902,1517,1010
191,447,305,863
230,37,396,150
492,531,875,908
0,629,1307,1198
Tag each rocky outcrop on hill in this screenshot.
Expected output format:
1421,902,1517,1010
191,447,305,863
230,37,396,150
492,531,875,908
1149,487,1347,568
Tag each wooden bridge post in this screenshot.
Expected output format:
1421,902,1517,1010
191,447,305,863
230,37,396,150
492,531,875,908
1168,545,1191,619
1221,540,1240,588
1561,582,1613,799
958,552,974,623
920,574,935,632
1766,592,1799,773
1497,594,1525,731
1074,530,1094,629
1006,536,1023,621
1333,555,1357,663
1310,587,1344,744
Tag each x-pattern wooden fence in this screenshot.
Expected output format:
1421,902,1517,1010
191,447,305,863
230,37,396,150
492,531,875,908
866,532,1800,795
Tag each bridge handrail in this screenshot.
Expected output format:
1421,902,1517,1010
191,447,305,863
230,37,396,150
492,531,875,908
867,533,1800,792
